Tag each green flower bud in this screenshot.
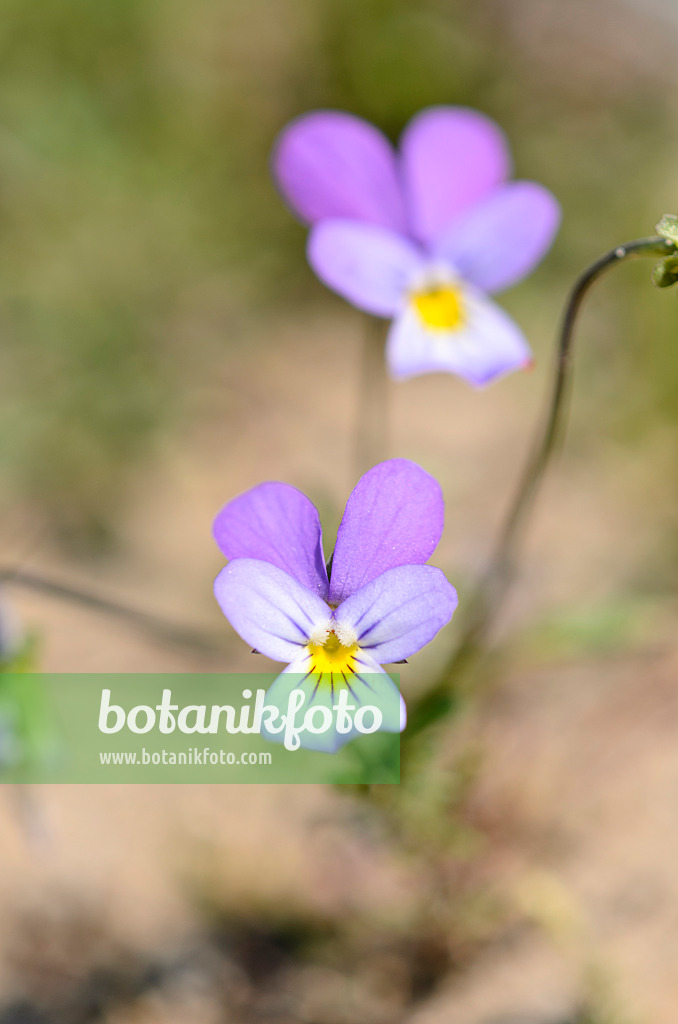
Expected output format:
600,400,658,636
652,254,678,288
651,217,678,286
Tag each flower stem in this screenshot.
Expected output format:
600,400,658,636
0,567,223,654
407,235,674,738
355,316,389,476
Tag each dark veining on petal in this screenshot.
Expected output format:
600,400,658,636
309,676,322,703
353,672,376,693
344,678,358,701
357,618,381,641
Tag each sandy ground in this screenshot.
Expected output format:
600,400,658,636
1,307,676,1021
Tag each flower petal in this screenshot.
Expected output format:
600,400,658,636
214,559,329,663
386,289,532,386
308,219,424,316
261,648,404,752
272,110,407,231
213,482,328,599
336,564,457,664
400,106,510,247
435,182,561,293
329,459,444,604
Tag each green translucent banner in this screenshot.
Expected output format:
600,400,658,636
0,673,401,784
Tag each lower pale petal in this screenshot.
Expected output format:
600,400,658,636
336,564,458,664
308,219,424,317
214,559,329,663
261,649,403,753
435,182,560,294
350,650,405,736
386,289,531,386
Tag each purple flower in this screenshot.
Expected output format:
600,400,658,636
273,106,560,386
213,459,458,752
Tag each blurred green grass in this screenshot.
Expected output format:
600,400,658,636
0,0,675,554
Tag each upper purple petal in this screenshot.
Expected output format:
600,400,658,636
435,181,561,293
337,564,458,664
272,110,407,231
213,482,328,599
400,106,511,247
214,558,329,663
329,459,445,604
308,219,424,316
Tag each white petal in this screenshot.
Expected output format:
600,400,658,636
386,286,531,386
260,649,404,753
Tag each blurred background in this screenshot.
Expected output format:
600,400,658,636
0,0,678,1020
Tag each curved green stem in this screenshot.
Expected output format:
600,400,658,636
0,567,223,654
407,235,674,739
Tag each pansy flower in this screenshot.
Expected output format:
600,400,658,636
213,459,457,752
273,106,560,385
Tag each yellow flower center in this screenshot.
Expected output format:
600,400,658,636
412,284,465,331
307,629,359,678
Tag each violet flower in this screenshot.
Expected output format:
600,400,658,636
273,106,560,385
213,459,457,752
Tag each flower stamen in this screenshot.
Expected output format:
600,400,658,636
307,626,359,678
412,284,465,331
